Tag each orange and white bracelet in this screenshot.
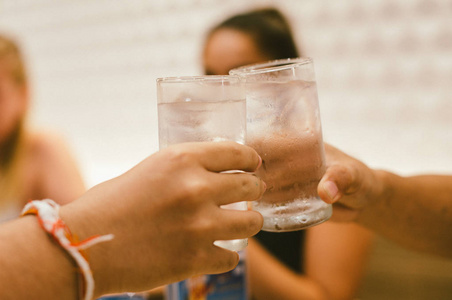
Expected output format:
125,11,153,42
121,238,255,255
21,199,114,300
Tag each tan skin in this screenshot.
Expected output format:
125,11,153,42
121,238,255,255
203,28,374,300
203,29,270,76
0,59,85,214
0,142,266,299
318,144,452,258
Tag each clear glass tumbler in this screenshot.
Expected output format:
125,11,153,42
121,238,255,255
230,58,332,232
156,75,248,251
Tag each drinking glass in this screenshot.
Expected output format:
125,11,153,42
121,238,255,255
230,58,332,232
157,75,247,251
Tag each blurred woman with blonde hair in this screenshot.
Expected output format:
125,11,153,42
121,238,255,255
0,34,84,222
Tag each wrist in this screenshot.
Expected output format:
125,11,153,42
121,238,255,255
372,170,389,202
9,215,79,299
374,169,397,203
59,198,114,297
358,169,395,224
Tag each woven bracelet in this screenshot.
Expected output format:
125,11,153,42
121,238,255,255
21,199,114,300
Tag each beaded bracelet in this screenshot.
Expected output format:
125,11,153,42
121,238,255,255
21,199,114,300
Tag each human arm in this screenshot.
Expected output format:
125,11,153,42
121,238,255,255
247,238,324,300
317,144,452,258
247,222,373,300
304,222,373,299
0,141,265,299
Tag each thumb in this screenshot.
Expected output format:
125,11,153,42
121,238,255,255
318,163,359,204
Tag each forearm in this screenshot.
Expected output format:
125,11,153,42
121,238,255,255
248,239,327,300
0,216,78,299
0,188,126,299
359,171,452,257
305,222,374,300
0,141,265,299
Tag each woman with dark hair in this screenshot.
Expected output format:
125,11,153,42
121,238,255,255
203,8,374,300
203,8,300,75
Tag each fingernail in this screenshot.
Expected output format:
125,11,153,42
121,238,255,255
256,155,262,170
323,181,338,201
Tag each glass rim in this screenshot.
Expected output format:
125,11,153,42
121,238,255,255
229,57,313,75
156,75,240,84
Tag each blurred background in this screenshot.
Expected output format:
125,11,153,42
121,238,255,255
1,0,451,299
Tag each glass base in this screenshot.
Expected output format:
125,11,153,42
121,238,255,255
254,197,332,232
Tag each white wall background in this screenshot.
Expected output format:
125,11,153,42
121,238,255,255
0,0,451,188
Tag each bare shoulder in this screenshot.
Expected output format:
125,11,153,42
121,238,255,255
26,129,73,160
23,129,85,203
23,129,80,175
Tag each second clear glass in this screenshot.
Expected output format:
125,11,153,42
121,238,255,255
231,58,332,232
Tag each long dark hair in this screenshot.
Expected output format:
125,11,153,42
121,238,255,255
208,8,301,60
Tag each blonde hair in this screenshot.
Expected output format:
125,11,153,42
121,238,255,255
0,34,28,207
